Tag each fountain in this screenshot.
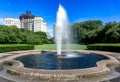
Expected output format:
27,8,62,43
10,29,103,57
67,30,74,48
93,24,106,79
55,4,72,57
8,4,118,74
55,5,70,55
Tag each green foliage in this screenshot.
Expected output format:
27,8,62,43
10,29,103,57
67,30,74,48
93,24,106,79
0,44,34,53
0,25,50,44
35,32,51,44
87,43,120,52
72,20,120,44
26,34,42,45
103,22,120,42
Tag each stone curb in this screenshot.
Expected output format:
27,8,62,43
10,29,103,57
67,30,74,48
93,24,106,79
0,50,119,80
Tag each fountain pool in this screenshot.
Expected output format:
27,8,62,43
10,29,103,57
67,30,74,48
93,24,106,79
15,51,109,70
0,50,119,81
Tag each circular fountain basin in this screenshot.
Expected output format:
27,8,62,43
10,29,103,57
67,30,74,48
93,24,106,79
0,50,119,80
15,52,109,70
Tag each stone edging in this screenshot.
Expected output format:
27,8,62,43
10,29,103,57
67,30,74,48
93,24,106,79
0,50,119,80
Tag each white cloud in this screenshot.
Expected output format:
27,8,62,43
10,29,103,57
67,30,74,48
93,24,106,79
0,18,4,25
47,24,54,37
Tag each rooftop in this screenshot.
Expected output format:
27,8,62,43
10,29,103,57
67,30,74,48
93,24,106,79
19,11,35,20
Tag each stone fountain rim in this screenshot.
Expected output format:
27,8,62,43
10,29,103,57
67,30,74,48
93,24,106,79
0,50,119,79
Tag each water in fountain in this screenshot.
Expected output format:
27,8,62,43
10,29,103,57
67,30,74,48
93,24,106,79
55,4,72,55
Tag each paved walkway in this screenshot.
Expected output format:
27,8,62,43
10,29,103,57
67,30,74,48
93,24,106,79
0,67,14,82
0,77,14,82
102,66,120,82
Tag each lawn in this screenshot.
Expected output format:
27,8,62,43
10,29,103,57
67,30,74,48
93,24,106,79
34,44,87,50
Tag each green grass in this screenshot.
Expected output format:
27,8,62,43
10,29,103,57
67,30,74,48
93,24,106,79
35,44,56,50
34,44,87,50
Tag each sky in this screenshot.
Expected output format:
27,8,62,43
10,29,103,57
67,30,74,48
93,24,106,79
0,0,120,37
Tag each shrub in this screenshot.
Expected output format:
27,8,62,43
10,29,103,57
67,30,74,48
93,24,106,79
87,43,120,52
0,44,34,53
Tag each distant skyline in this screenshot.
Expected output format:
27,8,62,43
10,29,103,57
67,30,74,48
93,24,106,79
0,0,120,37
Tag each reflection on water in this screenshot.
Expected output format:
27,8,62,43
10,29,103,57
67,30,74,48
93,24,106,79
15,52,108,70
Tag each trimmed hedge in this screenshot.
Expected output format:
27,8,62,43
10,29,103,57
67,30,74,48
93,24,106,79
0,44,34,53
87,43,120,52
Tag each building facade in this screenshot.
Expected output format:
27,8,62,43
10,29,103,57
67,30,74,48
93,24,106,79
19,11,47,32
4,17,21,28
19,11,35,31
34,17,47,32
4,11,47,33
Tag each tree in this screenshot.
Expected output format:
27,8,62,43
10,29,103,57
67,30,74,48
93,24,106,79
72,20,103,44
0,25,50,44
72,20,120,44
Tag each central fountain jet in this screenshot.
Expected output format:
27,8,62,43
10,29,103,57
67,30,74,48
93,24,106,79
55,4,70,57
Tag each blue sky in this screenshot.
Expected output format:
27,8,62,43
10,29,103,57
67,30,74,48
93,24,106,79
0,0,120,37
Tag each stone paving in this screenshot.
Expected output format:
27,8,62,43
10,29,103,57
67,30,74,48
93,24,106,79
0,50,120,82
